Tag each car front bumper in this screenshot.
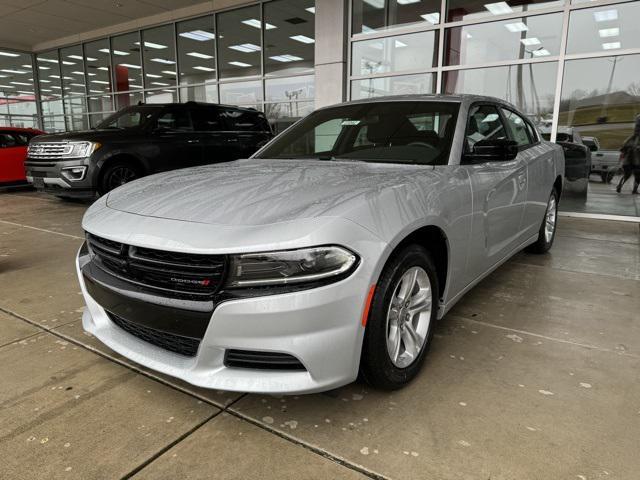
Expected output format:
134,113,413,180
76,227,386,394
25,157,96,198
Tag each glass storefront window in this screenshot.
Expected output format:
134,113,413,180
566,2,640,56
87,94,114,114
180,84,218,103
85,39,112,94
145,88,178,104
37,50,62,100
218,5,262,79
42,116,66,132
265,75,315,103
445,13,563,66
142,25,177,89
60,45,86,97
352,0,441,35
447,0,563,23
558,54,640,216
264,0,315,76
115,91,144,110
41,99,64,116
351,73,435,99
8,116,38,128
64,96,87,116
444,62,558,127
352,31,438,77
66,115,89,131
9,101,37,116
111,32,143,92
0,49,34,100
177,15,216,86
219,80,263,109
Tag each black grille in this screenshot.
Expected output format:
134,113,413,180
108,312,200,357
224,350,306,371
87,234,226,299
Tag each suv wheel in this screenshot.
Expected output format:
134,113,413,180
99,162,140,194
360,245,438,390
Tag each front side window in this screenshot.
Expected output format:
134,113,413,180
501,108,532,147
465,105,508,151
0,133,17,148
256,101,459,165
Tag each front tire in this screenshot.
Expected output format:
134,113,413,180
526,188,558,254
360,245,438,390
99,162,141,195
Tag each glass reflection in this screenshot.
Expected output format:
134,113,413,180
445,13,562,66
60,45,85,97
352,0,441,35
37,50,62,100
567,2,640,55
218,5,262,79
351,73,434,99
142,25,177,89
444,62,558,127
447,0,563,23
219,80,263,109
0,49,34,101
352,31,437,77
177,16,216,86
558,54,640,216
85,39,112,95
111,32,143,93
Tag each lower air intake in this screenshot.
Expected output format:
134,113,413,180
108,312,200,357
224,349,306,371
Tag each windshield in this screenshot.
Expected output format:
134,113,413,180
97,106,160,130
256,101,460,165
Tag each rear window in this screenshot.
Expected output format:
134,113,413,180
221,109,270,132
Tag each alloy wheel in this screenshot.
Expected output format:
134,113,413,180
107,166,137,191
385,266,432,368
544,194,557,243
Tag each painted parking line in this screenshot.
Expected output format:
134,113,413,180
0,219,84,240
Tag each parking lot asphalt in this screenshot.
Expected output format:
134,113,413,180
1,190,639,480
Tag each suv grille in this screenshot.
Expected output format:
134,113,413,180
224,350,306,371
87,233,226,298
108,312,200,357
27,142,74,159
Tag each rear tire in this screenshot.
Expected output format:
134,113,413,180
526,188,558,254
99,162,141,195
360,244,438,390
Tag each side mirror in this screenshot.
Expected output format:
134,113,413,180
464,139,519,163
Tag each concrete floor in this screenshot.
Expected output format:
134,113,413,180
1,190,639,480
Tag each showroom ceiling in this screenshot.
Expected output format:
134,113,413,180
0,0,220,51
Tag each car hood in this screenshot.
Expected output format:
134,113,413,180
105,158,439,227
30,129,142,143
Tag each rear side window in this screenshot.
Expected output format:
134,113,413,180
501,109,531,147
0,133,17,148
156,108,193,131
221,109,270,132
13,133,30,145
191,106,224,132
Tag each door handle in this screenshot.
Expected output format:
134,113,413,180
517,173,526,190
226,138,239,143
187,139,200,144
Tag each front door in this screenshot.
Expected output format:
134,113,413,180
461,104,528,279
151,106,201,170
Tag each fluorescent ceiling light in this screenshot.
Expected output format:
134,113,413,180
151,58,175,64
21,64,32,69
229,43,261,53
10,81,32,85
602,42,621,50
1,69,27,74
179,30,216,41
193,65,215,71
38,66,51,70
119,63,142,69
532,49,550,57
145,73,162,78
0,51,20,57
593,9,618,22
39,79,51,83
87,72,96,76
228,61,252,67
242,19,276,29
290,35,315,44
151,81,170,86
51,86,61,89
599,27,620,38
306,7,315,14
89,89,103,93
397,0,420,3
0,74,6,78
68,54,96,61
484,2,513,15
91,80,110,84
421,13,440,24
520,37,541,46
0,84,15,88
505,22,529,33
99,48,129,56
71,71,84,75
69,83,85,87
161,70,176,75
97,67,108,71
38,57,59,64
187,51,213,59
17,90,34,94
363,0,384,8
395,40,407,48
269,54,303,62
40,89,52,92
134,41,167,49
61,61,75,65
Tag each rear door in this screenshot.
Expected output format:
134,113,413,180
219,108,272,160
461,104,528,277
0,132,28,182
190,105,230,165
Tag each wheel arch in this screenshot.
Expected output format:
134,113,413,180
95,153,147,192
554,174,563,200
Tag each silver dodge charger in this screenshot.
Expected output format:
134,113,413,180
77,95,564,394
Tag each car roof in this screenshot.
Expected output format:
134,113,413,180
126,102,262,113
331,93,519,110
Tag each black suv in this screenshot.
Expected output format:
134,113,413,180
25,102,272,199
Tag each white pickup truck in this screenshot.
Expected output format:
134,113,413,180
584,137,620,183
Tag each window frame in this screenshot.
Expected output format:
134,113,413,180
463,102,510,161
499,107,534,150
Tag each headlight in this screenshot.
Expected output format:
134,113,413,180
226,246,358,288
68,141,101,158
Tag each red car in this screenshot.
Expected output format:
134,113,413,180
0,127,45,184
